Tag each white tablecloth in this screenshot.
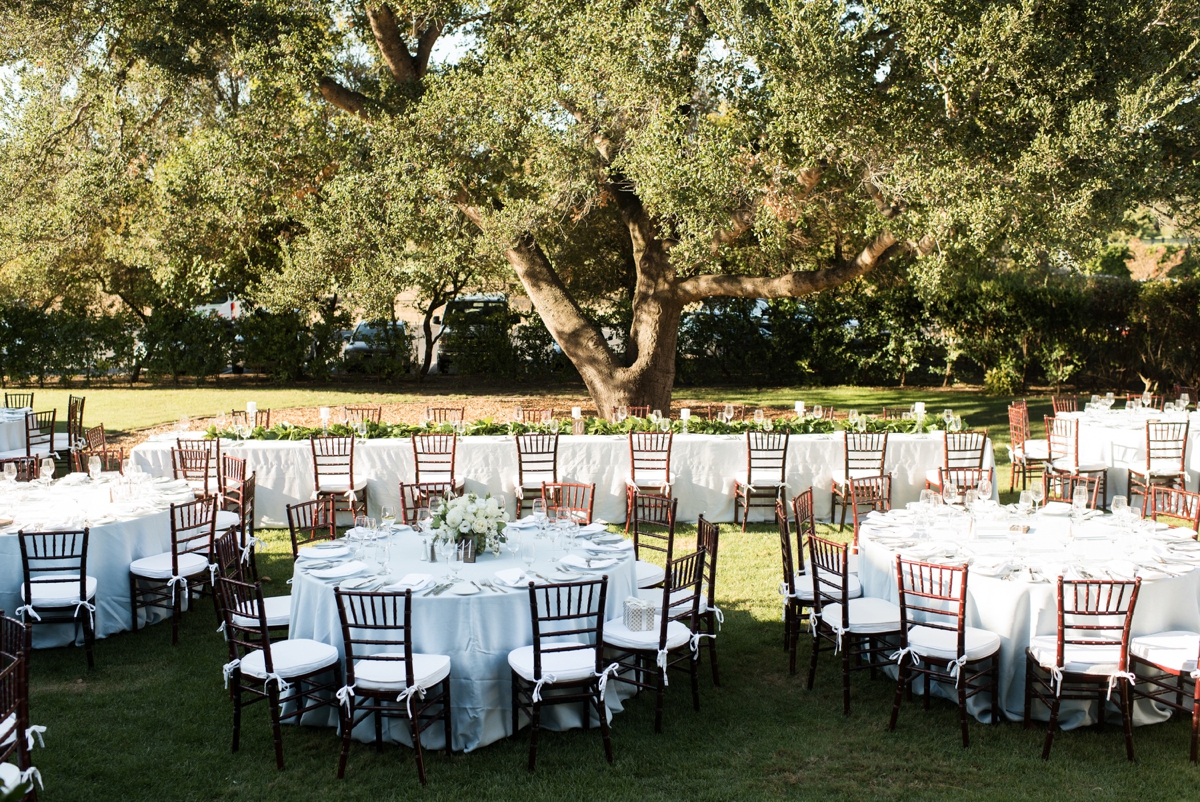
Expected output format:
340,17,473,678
0,408,28,453
1060,410,1200,504
132,433,996,526
286,529,639,752
0,476,226,647
857,509,1200,727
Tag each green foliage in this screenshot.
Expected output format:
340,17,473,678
984,357,1024,396
140,309,236,385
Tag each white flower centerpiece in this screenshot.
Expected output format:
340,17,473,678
431,493,509,560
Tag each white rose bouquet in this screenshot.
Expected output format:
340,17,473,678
431,493,509,555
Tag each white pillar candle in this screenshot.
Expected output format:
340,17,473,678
795,401,805,416
571,407,582,419
247,401,257,417
319,407,330,421
680,408,690,420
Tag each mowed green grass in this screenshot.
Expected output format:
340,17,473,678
26,519,1200,802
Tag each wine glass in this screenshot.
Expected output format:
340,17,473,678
1111,495,1128,516
88,455,102,481
2,463,15,485
179,414,190,431
942,481,958,506
651,409,662,424
438,537,457,580
375,538,391,576
1030,481,1044,512
846,409,858,426
1071,486,1089,519
545,507,559,540
1142,391,1153,408
39,458,54,483
522,537,536,572
215,411,227,430
531,499,546,530
723,404,735,424
943,408,954,427
353,515,369,539
414,506,431,535
1181,392,1191,409
1018,490,1033,516
754,409,765,426
812,404,823,420
381,504,396,529
977,474,992,500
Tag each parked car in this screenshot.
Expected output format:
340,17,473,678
434,294,510,374
342,320,412,374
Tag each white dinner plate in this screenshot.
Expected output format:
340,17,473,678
311,541,346,550
338,576,374,590
309,560,367,580
450,582,480,595
300,545,350,560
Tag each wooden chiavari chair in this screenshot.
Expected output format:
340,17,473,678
231,408,272,429
509,578,610,770
3,393,32,410
1123,421,1189,514
1024,577,1141,761
831,431,888,533
631,493,677,590
1126,394,1164,411
807,533,900,714
1042,472,1102,509
0,458,38,482
888,557,1000,747
1051,395,1077,414
171,447,213,498
72,424,124,473
515,407,554,424
310,436,368,520
733,431,789,530
1045,416,1108,508
609,405,650,420
1007,401,1046,491
0,614,37,797
17,528,97,669
1174,384,1197,407
214,525,288,635
412,433,463,494
178,437,221,490
216,576,340,770
424,407,464,424
1149,486,1200,535
286,497,338,559
335,589,453,781
1130,627,1200,761
925,430,988,491
343,405,382,425
695,515,721,686
513,433,558,517
603,547,705,733
398,482,458,525
21,412,54,460
129,497,218,645
541,482,595,524
624,431,673,531
846,474,890,549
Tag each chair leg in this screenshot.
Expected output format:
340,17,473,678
1042,694,1060,760
841,644,851,715
690,652,700,712
958,669,970,748
511,674,520,738
597,690,614,764
129,575,139,633
1121,680,1136,762
706,616,720,687
231,677,243,754
337,704,353,778
740,491,748,532
527,700,541,771
269,683,285,770
888,663,906,732
374,706,384,753
653,661,667,734
171,584,182,646
411,697,428,784
1190,685,1200,763
806,629,820,690
1023,662,1033,730
442,677,453,756
83,610,95,669
991,658,1001,724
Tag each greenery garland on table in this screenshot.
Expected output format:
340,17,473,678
203,414,964,441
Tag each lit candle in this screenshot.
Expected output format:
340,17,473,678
680,408,690,420
571,407,582,419
795,401,805,416
246,401,257,417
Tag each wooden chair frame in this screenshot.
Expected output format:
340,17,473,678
514,433,558,517
18,527,95,668
0,615,34,796
541,482,595,525
1129,421,1189,513
515,408,554,424
696,515,721,687
171,447,214,498
24,411,54,458
1008,402,1043,492
734,431,789,530
286,497,338,559
1043,472,1102,509
310,436,368,519
846,474,892,547
343,405,383,425
0,457,38,482
231,409,272,429
4,393,32,410
625,432,673,530
398,482,459,525
1126,394,1164,410
1149,485,1200,535
425,407,464,424
1045,416,1108,507
926,431,988,490
832,431,888,532
178,437,221,490
1051,395,1078,414
631,493,677,587
412,433,462,492
130,497,217,645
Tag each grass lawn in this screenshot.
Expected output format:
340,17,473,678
26,517,1200,801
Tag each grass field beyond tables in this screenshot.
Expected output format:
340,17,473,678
24,384,1154,801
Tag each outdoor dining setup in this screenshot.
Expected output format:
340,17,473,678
3,392,1200,793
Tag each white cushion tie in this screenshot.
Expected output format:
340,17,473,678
14,605,39,623
1107,670,1137,701
948,655,969,687
25,725,45,751
656,648,670,686
241,537,265,565
689,631,715,658
711,604,724,630
222,658,241,689
531,674,557,703
891,647,921,668
1191,669,1200,680
595,662,621,701
336,684,355,713
20,766,42,791
167,575,188,605
827,622,847,653
1049,665,1064,696
264,672,291,693
397,684,427,717
73,600,96,630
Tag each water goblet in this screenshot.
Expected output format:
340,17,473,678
381,505,397,530
977,475,992,500
88,455,102,481
755,409,766,426
1071,486,1088,519
353,515,369,539
1029,482,1044,512
812,404,823,420
531,499,546,531
215,411,227,430
375,539,391,575
179,414,190,431
1181,392,1191,409
1111,495,1128,516
522,538,536,572
650,409,662,424
723,404,735,423
415,506,432,535
617,406,628,423
764,416,774,432
4,463,17,484
39,458,54,483
942,482,958,506
943,408,954,426
658,418,671,433
1018,490,1033,516
356,420,368,438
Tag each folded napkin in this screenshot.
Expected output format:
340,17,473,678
495,568,530,587
385,573,432,591
585,540,633,553
560,554,617,571
971,560,1014,577
56,473,89,487
1040,502,1072,516
578,522,607,535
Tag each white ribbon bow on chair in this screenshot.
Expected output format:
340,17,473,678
948,655,969,687
167,575,188,605
656,648,670,686
1107,670,1137,701
778,581,799,623
531,674,558,703
335,684,356,713
73,600,96,630
689,631,716,659
711,604,724,630
24,725,45,750
891,647,921,668
397,684,427,717
241,537,266,565
1191,669,1200,681
13,605,40,623
828,623,848,654
19,766,42,790
594,663,621,701
264,673,292,694
1048,665,1064,697
222,658,241,689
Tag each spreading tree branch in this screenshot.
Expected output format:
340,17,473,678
367,5,418,85
318,77,372,120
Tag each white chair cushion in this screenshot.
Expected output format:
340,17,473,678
1011,439,1049,461
130,551,208,580
1051,459,1108,473
1122,462,1185,477
625,471,674,489
317,477,368,493
216,510,240,530
603,617,690,651
1028,635,1123,676
1130,630,1200,673
924,469,942,487
22,574,97,607
820,597,901,634
352,652,451,692
0,447,50,460
830,469,882,487
908,624,1001,662
513,472,556,496
732,470,784,490
239,638,339,680
794,572,862,602
52,434,75,451
232,594,291,629
635,560,665,589
508,645,597,683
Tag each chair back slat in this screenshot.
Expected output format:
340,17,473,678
1051,395,1077,414
0,457,38,482
287,496,337,558
939,467,993,492
777,501,797,596
311,435,357,490
171,447,212,495
527,578,608,679
1008,403,1032,452
746,431,789,484
413,433,457,483
336,589,416,688
807,534,851,619
18,528,90,605
399,481,458,524
4,393,32,410
894,558,968,653
631,493,676,561
697,515,720,611
1150,485,1200,534
216,576,272,669
515,433,558,487
658,548,706,639
231,409,271,428
425,407,464,423
1053,577,1141,669
1144,421,1188,472
629,432,672,483
944,431,987,469
1045,416,1079,465
844,431,887,474
516,408,555,424
344,405,382,425
26,410,54,457
542,482,595,524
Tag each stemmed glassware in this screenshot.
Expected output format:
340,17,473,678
723,404,735,424
215,411,227,430
39,458,54,484
812,404,823,420
1018,490,1033,516
943,409,954,427
380,505,397,530
1071,486,1089,520
415,506,432,535
977,474,992,501
942,481,958,506
3,462,16,486
1029,481,1044,513
616,406,628,423
88,455,102,481
531,499,546,533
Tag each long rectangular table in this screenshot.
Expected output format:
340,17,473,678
131,433,996,527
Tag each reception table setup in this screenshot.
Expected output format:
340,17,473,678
856,497,1200,728
285,516,640,752
131,423,997,526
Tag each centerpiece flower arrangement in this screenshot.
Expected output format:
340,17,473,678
431,493,509,557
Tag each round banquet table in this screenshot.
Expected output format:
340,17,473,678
0,408,29,453
857,506,1200,729
131,431,996,527
1058,409,1200,505
286,525,640,752
0,474,236,647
